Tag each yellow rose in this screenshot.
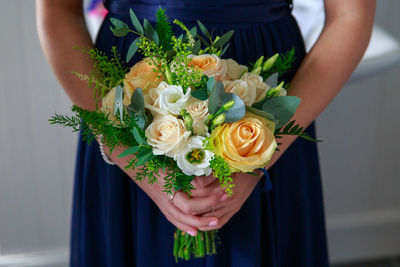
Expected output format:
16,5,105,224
188,54,226,80
209,112,277,173
123,58,163,102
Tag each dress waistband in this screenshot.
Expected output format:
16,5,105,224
104,1,292,23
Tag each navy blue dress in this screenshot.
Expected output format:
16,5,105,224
70,0,329,266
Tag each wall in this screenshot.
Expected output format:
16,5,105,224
0,1,399,266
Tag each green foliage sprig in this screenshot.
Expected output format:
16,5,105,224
156,8,174,51
262,47,295,79
275,120,322,143
209,155,234,196
72,46,127,107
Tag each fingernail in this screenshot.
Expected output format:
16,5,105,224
221,194,228,202
209,220,218,226
187,230,197,237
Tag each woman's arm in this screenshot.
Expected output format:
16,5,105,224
36,0,222,235
36,0,96,110
266,0,376,168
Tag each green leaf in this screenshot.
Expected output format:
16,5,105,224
118,146,140,158
143,19,159,45
245,106,276,122
220,43,230,57
127,88,146,129
126,37,141,63
114,85,124,122
183,27,197,43
131,127,145,145
110,18,130,37
197,20,211,39
136,147,155,166
262,96,300,129
265,73,279,87
208,81,245,123
191,89,209,101
192,40,201,54
214,30,234,48
174,173,194,191
129,9,144,34
206,77,216,94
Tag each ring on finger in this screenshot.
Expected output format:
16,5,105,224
168,190,177,205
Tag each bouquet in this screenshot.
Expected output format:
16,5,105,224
50,8,319,261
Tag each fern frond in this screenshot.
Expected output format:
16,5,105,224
156,8,173,52
275,120,322,143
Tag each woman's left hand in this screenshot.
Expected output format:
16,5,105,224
191,170,264,231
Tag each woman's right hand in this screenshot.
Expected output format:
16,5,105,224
141,170,221,236
105,144,221,236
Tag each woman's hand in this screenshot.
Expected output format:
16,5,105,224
102,142,220,236
143,170,221,237
178,170,264,231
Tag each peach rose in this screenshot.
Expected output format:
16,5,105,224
188,54,227,81
209,112,277,173
223,80,256,106
222,59,248,81
186,97,209,135
123,58,163,102
101,87,131,121
145,115,191,158
240,73,271,102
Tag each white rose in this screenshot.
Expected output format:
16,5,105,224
176,136,214,176
145,115,191,158
159,84,191,115
223,80,256,106
186,98,209,135
241,73,271,102
222,58,248,81
144,82,169,118
188,54,226,81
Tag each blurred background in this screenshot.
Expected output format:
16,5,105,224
0,1,399,266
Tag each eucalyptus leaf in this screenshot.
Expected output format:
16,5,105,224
261,96,301,129
114,85,124,122
245,106,276,122
206,77,216,94
214,30,234,48
131,127,145,145
110,18,130,37
129,9,144,34
197,20,211,39
127,88,146,129
208,81,245,123
136,148,155,166
143,19,159,45
191,89,209,101
265,73,279,87
126,37,141,63
118,146,140,158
